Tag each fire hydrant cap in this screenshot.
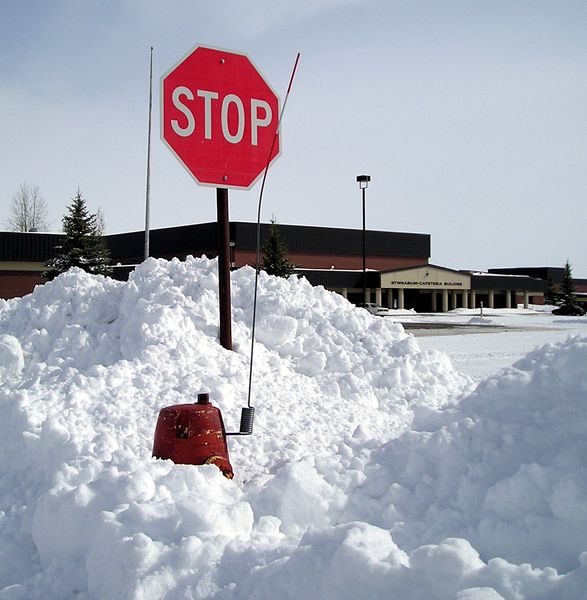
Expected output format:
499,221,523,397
197,393,210,404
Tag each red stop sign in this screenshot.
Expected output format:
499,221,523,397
161,45,281,189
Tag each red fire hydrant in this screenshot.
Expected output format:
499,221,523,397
152,393,234,479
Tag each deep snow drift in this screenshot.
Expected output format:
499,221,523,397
0,256,586,599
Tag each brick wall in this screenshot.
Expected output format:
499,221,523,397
0,271,44,299
234,249,428,271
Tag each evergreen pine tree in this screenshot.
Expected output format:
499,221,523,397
559,260,576,306
43,191,112,280
544,277,559,306
261,218,296,278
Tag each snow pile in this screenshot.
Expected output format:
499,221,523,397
467,316,496,326
0,256,586,599
344,336,587,566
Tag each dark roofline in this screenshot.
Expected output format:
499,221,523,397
471,272,546,292
233,222,430,258
104,221,431,262
105,223,218,261
297,269,380,289
488,266,586,285
1,222,430,266
0,231,64,261
489,267,564,281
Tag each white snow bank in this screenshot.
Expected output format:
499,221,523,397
0,257,586,599
0,334,24,379
341,335,587,571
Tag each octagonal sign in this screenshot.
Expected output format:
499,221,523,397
161,45,281,190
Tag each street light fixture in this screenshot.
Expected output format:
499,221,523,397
356,175,371,304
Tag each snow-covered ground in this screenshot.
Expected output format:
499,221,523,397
0,257,586,599
397,308,587,380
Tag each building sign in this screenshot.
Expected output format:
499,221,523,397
381,266,471,290
392,280,464,287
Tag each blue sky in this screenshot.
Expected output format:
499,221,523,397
1,0,586,275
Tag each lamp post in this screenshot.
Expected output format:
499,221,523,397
356,175,371,303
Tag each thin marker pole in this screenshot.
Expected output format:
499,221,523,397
144,46,154,260
247,52,301,409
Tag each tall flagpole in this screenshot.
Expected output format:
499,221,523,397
144,46,154,260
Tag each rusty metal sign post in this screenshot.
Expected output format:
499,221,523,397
216,188,232,349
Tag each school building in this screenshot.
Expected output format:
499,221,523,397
1,223,586,311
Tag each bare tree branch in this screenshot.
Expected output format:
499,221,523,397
6,182,50,232
95,207,106,236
